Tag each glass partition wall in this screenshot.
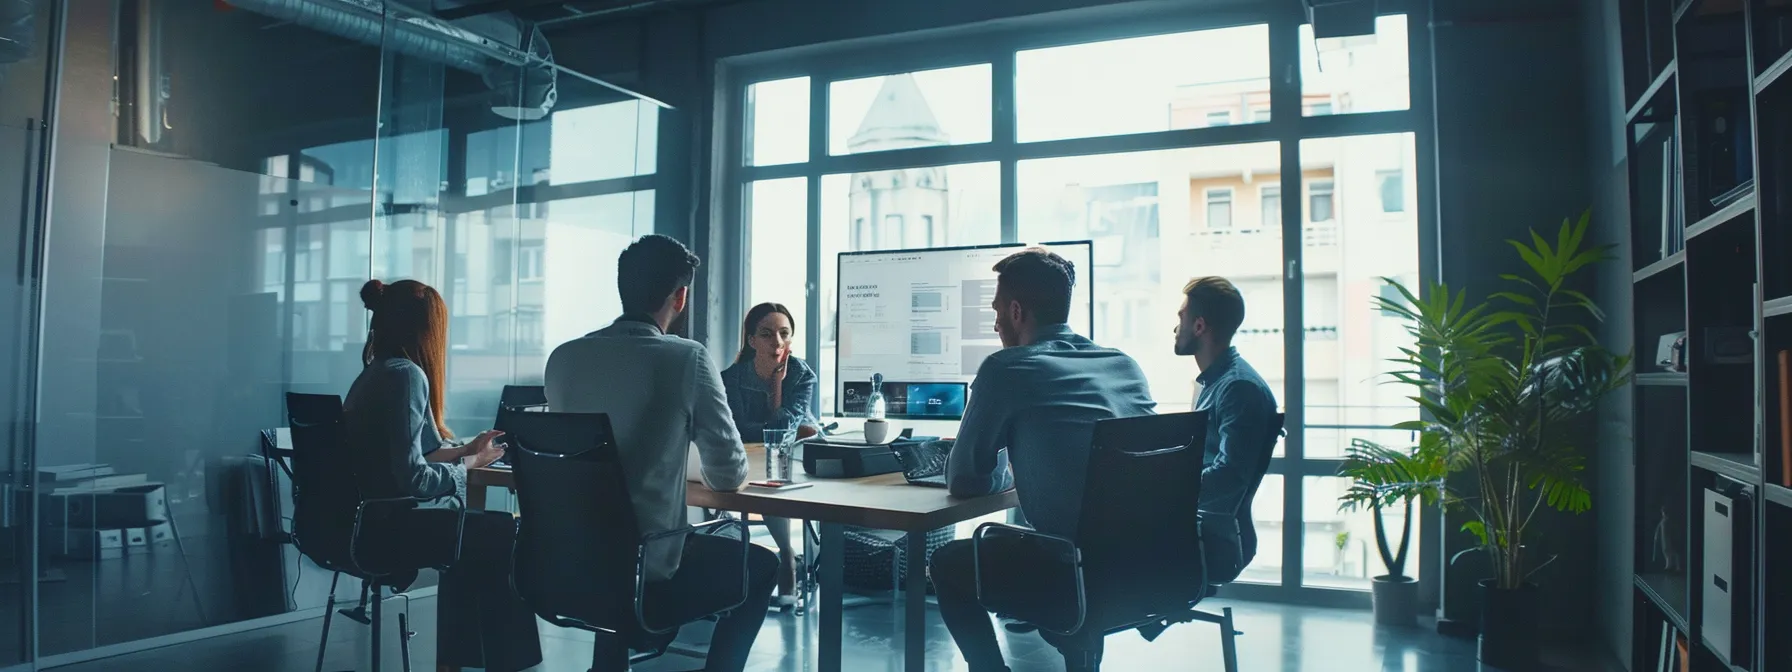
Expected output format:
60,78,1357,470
18,2,662,665
725,9,1430,603
0,1,59,667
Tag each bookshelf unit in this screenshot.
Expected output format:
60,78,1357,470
1623,0,1792,670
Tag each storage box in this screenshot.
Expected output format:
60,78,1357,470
1702,479,1754,667
142,521,172,545
41,483,167,529
1703,488,1733,662
43,527,124,560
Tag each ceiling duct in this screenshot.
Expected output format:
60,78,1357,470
0,0,33,65
225,0,556,119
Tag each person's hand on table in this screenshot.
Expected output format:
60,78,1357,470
797,424,820,440
460,430,507,470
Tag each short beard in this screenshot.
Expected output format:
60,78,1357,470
995,318,1019,348
1174,335,1201,358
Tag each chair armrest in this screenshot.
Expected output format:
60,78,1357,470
349,494,468,576
632,518,750,634
972,522,1086,635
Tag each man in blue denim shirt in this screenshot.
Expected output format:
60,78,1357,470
1178,276,1278,582
930,249,1155,672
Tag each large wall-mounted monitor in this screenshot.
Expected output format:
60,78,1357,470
834,241,1095,418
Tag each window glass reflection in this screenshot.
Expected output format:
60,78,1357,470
1017,25,1270,142
1300,15,1412,117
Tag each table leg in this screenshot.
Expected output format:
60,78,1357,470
819,522,844,672
902,531,927,672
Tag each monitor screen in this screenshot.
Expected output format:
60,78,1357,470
833,241,1095,418
840,381,969,418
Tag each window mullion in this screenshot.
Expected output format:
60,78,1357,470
994,47,1018,244
807,76,828,365
1269,8,1307,593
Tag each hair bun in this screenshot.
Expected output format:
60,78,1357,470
359,280,386,311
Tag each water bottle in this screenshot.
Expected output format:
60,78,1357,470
867,373,886,420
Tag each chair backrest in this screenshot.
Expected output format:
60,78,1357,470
1075,411,1210,616
506,410,642,631
500,384,548,410
1232,412,1287,569
284,393,359,568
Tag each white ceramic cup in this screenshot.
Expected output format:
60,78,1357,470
863,419,890,444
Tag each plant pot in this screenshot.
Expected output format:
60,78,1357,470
1371,575,1419,627
1477,579,1540,669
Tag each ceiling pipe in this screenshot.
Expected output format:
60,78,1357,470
225,0,558,119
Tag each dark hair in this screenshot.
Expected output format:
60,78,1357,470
992,247,1075,324
1182,276,1246,340
737,302,797,363
617,234,700,315
361,279,454,439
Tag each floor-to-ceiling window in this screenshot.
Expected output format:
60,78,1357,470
725,8,1430,601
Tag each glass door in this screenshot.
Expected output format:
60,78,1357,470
0,0,59,667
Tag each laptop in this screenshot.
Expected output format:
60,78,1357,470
890,440,951,488
491,391,549,468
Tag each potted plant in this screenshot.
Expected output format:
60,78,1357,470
1368,211,1632,667
1337,436,1446,627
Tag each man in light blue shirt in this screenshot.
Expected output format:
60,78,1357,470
930,248,1155,672
1177,276,1279,583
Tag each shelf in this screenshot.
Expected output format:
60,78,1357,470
1701,636,1747,672
1634,251,1686,284
1683,191,1756,242
1636,572,1691,632
1767,483,1792,508
1627,60,1680,123
1691,451,1760,482
1637,372,1690,386
1766,295,1792,318
1759,48,1792,94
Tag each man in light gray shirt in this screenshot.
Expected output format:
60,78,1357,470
543,235,773,672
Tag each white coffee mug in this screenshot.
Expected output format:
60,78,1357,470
863,419,890,444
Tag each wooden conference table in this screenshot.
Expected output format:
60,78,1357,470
441,444,1019,672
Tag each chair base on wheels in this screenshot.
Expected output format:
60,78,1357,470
1015,604,1242,672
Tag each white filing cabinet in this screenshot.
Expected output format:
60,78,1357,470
1703,488,1733,662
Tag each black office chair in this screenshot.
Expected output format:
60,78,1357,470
499,384,548,411
504,409,752,670
973,411,1282,672
286,392,467,672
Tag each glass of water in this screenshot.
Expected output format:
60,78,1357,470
761,428,796,480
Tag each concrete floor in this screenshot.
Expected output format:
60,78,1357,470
45,592,1619,672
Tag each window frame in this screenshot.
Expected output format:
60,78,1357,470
714,0,1438,608
1376,168,1406,213
1259,183,1284,231
1308,178,1336,223
1205,187,1235,229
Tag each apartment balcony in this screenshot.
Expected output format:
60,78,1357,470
1187,224,1341,277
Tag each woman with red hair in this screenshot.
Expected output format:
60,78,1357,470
343,279,541,671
